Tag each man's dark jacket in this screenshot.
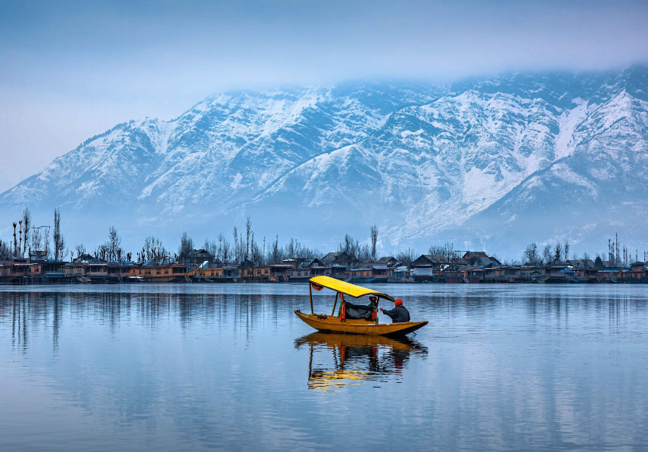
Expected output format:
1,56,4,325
382,306,410,323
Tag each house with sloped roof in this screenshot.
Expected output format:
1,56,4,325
185,249,215,265
299,258,331,277
321,252,339,266
411,254,449,267
302,258,325,268
463,251,501,267
377,256,398,267
410,254,449,279
321,251,355,267
567,259,595,269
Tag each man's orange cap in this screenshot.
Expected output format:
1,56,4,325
395,298,403,307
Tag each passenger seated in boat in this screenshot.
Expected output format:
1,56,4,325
343,297,379,321
380,298,410,323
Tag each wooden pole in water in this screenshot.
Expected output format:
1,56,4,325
309,282,314,314
331,292,339,316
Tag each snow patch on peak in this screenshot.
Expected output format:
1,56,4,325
555,100,588,160
149,120,175,155
231,173,243,190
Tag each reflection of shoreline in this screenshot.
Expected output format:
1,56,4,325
0,291,309,353
295,333,427,392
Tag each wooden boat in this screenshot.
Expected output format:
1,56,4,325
295,276,428,336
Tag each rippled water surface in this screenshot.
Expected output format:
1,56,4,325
1,284,648,451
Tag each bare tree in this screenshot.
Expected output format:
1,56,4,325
444,242,455,261
251,233,263,264
53,208,66,261
246,217,252,260
269,235,283,264
280,238,318,261
204,238,218,257
0,240,12,260
554,242,562,262
396,248,416,266
144,236,153,260
222,237,230,264
216,233,228,263
339,234,361,260
22,208,31,258
233,226,239,263
18,220,23,258
543,244,552,264
370,225,378,261
31,226,42,255
178,232,193,263
44,227,50,258
107,226,121,262
250,232,256,261
95,243,108,261
12,222,17,259
74,243,86,259
142,236,166,261
286,238,296,259
522,243,540,265
563,240,570,263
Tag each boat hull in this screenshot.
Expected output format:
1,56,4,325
294,310,427,336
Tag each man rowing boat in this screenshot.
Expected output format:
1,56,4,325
380,298,410,323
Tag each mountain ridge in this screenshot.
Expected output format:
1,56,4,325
1,69,647,256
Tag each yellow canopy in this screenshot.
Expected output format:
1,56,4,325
309,276,394,301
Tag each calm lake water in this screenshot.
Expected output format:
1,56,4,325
1,284,648,452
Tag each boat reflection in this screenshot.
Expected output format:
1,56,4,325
295,333,427,392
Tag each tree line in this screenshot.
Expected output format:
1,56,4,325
2,207,647,267
523,236,646,267
0,208,65,261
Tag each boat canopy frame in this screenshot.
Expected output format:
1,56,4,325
308,275,395,315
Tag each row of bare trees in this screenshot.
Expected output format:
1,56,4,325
7,206,643,268
200,218,319,265
523,236,646,267
606,234,643,267
523,240,573,265
3,208,64,260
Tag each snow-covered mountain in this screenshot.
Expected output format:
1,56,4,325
1,68,647,256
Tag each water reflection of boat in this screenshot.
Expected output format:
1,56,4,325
295,276,428,336
295,332,428,391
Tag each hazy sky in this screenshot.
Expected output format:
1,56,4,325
1,0,647,192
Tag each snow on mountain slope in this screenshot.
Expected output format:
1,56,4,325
248,84,596,244
457,72,648,254
3,118,172,211
1,69,647,254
